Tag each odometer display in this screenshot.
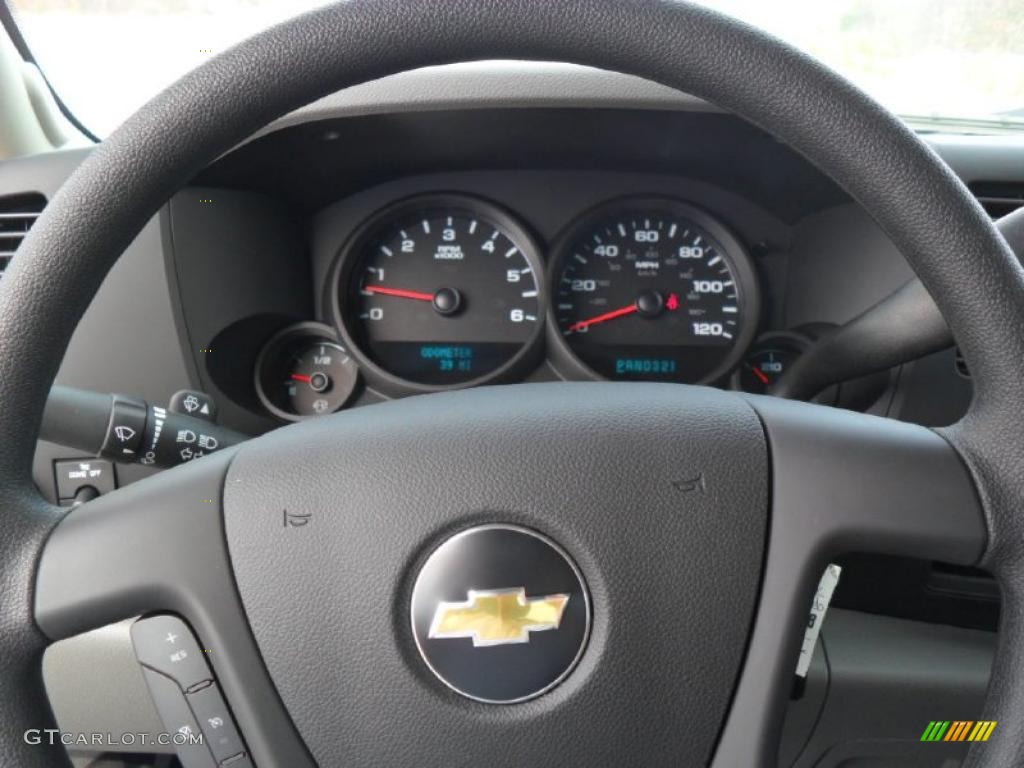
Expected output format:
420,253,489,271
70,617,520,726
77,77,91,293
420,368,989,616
551,199,758,384
335,196,544,389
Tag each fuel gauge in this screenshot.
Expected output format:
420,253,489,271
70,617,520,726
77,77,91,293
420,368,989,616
732,333,809,395
256,323,359,421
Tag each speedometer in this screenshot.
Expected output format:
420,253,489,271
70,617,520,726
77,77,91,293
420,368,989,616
549,198,759,384
330,195,545,393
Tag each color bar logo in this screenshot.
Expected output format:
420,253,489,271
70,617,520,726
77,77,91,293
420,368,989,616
921,721,997,742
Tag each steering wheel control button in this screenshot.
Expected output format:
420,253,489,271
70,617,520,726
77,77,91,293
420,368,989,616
186,684,247,764
410,524,590,703
131,615,213,692
170,390,217,422
140,668,217,768
54,458,116,503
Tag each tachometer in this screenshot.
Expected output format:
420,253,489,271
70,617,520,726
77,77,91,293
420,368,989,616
331,195,544,392
549,198,759,384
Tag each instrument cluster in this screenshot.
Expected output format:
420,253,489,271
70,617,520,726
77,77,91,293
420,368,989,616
255,192,785,419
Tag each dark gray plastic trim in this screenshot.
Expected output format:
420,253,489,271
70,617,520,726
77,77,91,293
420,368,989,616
42,620,173,756
712,395,986,766
773,206,1024,400
791,608,994,767
247,62,722,141
33,449,313,768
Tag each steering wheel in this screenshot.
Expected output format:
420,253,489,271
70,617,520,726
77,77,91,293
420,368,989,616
2,1,1020,766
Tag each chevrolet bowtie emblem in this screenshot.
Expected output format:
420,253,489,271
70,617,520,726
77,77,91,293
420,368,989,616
412,526,589,702
429,588,571,647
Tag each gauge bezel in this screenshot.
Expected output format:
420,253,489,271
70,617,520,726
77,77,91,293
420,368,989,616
254,321,359,422
546,196,761,385
327,193,547,397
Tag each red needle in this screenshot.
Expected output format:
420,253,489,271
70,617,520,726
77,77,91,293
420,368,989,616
750,366,771,385
567,303,638,333
290,374,312,383
364,285,434,301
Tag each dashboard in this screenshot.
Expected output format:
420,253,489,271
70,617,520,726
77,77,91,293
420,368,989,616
164,106,954,433
2,67,1013,461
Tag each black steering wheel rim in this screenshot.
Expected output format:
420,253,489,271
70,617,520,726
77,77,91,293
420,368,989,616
1,1,1020,766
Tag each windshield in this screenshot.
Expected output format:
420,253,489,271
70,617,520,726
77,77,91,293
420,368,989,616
6,0,1024,138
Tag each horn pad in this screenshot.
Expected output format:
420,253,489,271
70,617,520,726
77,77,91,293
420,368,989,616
224,383,767,767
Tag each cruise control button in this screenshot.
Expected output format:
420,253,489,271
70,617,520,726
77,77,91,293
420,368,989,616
141,668,217,768
131,615,213,691
187,684,246,763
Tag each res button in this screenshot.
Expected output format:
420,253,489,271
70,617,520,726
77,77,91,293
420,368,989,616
131,615,213,692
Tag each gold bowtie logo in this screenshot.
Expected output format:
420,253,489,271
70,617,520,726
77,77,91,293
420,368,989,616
429,588,570,647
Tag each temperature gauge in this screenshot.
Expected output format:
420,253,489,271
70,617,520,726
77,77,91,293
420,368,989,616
255,323,359,421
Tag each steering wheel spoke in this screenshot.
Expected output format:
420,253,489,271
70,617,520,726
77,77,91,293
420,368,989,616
34,450,313,767
714,396,986,766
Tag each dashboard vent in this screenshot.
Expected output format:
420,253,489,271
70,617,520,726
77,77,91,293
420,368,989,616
969,182,1024,219
0,193,46,280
